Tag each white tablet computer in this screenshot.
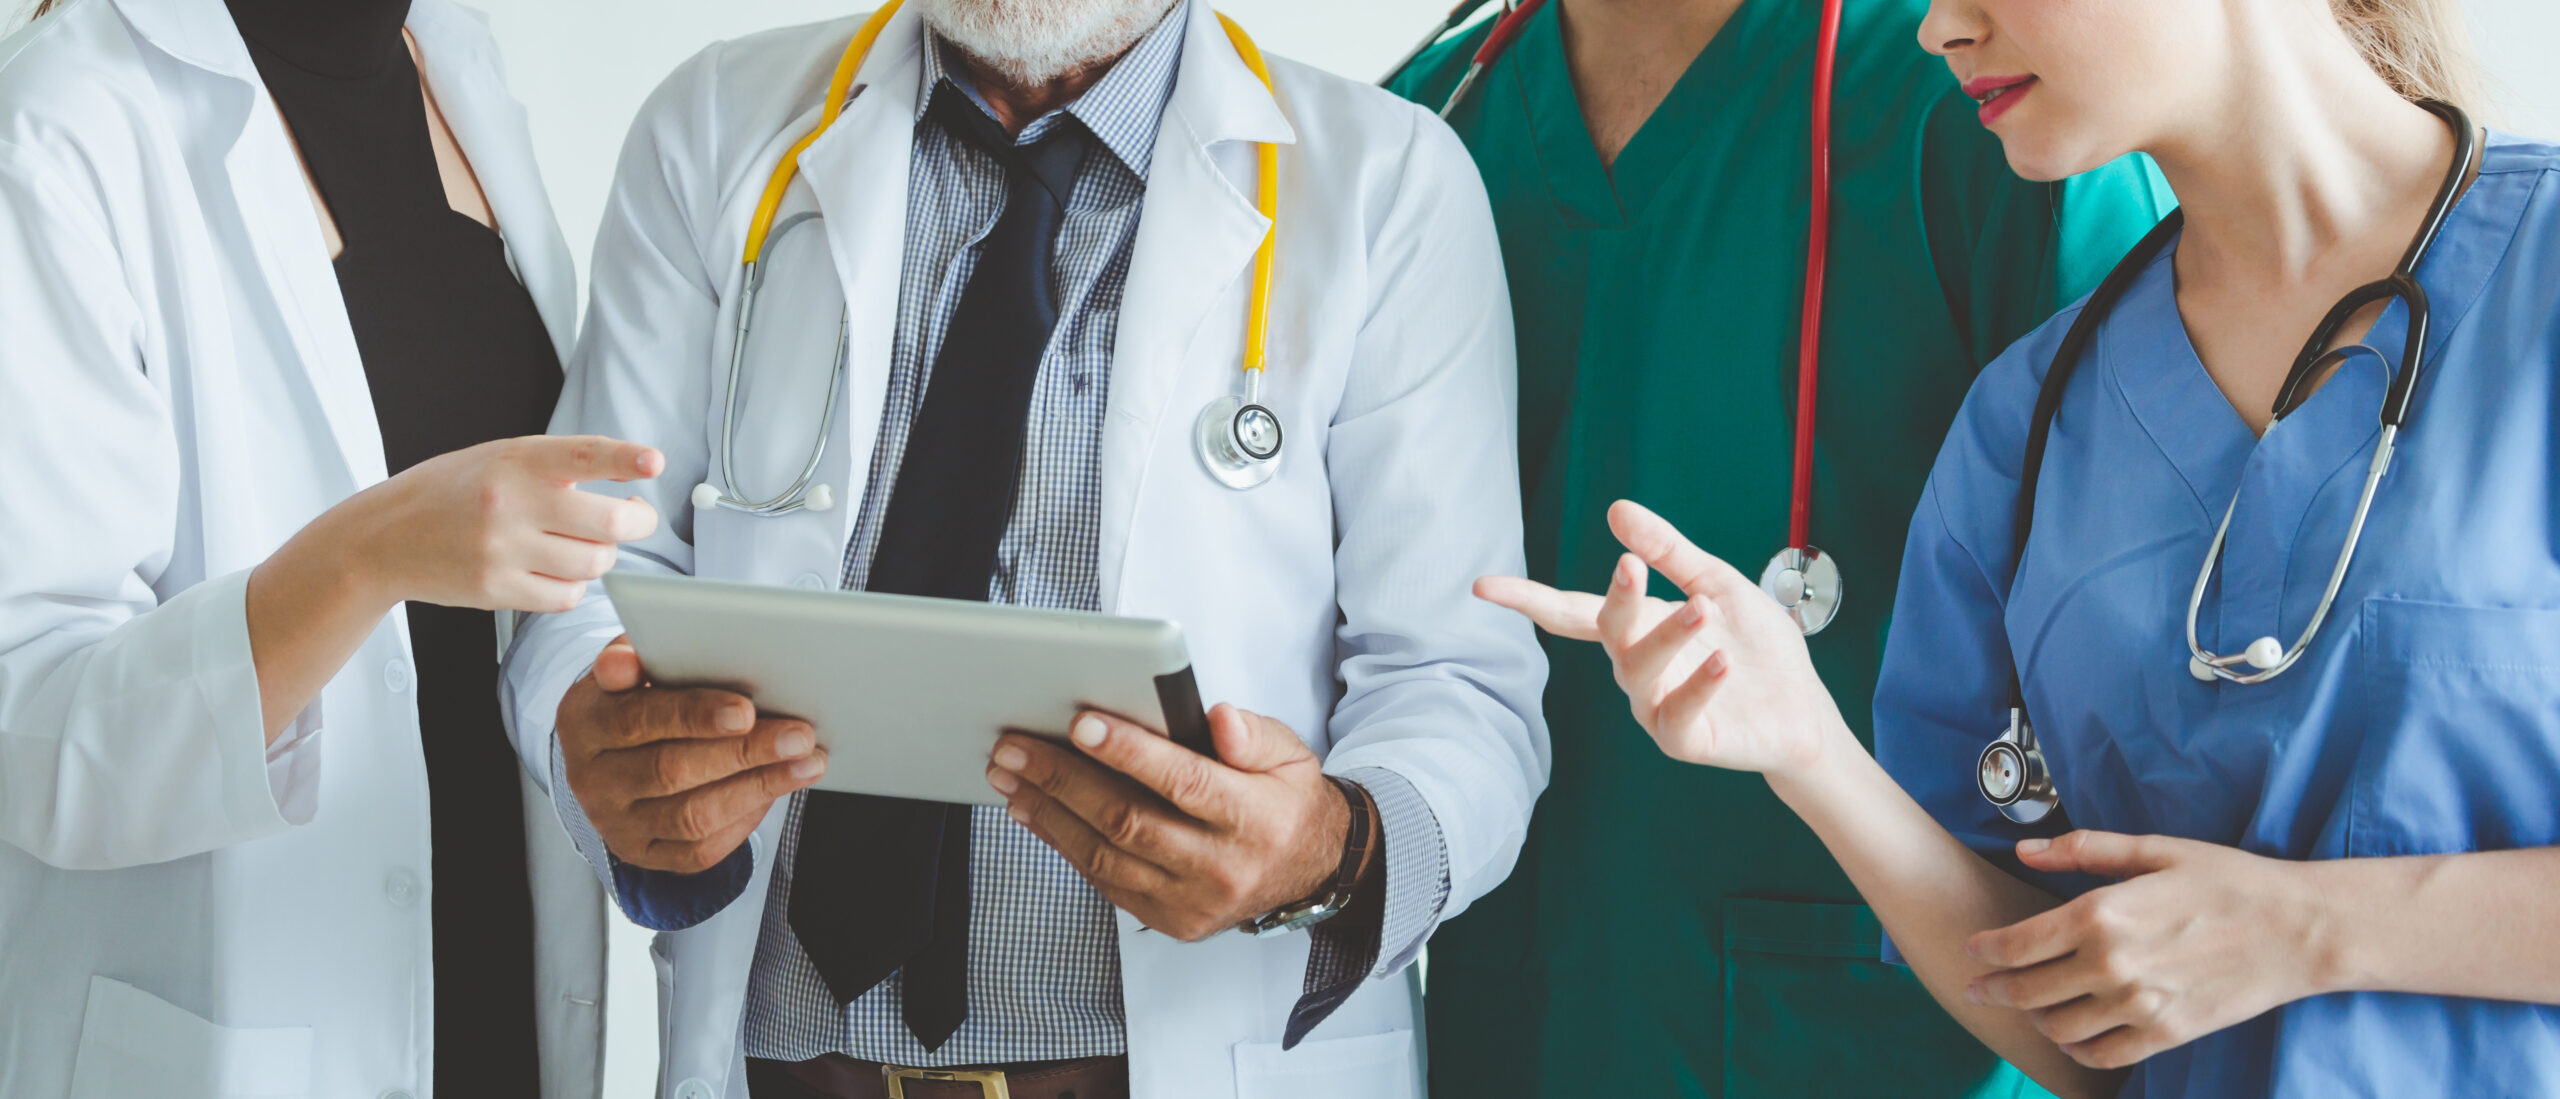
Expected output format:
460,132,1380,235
601,572,1211,806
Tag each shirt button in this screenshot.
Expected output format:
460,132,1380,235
383,870,419,909
791,572,825,590
382,658,411,693
673,1079,714,1099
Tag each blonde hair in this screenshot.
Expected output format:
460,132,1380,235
2331,0,2489,110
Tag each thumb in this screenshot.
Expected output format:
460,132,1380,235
1207,703,1312,774
2016,829,2182,879
591,635,644,693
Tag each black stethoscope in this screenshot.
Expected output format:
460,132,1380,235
1976,101,2477,824
1386,0,1853,635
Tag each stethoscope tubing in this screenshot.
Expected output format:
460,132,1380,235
701,2,1289,512
1413,0,1850,633
1984,100,2476,818
711,213,849,517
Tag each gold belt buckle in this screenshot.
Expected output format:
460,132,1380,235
880,1064,1011,1099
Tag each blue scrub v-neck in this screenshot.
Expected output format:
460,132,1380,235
1878,132,2560,1098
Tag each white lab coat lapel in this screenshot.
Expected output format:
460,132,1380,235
790,2,925,553
1098,0,1295,610
407,0,579,365
114,0,383,494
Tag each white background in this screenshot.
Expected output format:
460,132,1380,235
470,1,2556,1094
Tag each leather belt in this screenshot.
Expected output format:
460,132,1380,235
746,1053,1129,1099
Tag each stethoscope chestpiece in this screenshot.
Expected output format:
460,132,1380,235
1195,393,1283,490
1759,545,1842,636
1978,708,2059,824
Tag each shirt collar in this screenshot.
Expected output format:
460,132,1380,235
914,0,1189,178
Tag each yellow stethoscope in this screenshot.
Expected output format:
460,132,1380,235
689,1,1287,517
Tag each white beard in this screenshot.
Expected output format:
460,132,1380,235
917,0,1180,87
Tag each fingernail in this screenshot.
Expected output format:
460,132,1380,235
993,745,1027,771
1617,558,1638,587
1966,981,1985,1005
719,705,751,732
987,767,1018,794
2017,837,2050,855
1681,601,1707,626
1006,803,1029,824
790,756,824,780
1072,716,1108,748
777,729,814,757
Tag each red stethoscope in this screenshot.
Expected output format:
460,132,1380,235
1385,0,1847,635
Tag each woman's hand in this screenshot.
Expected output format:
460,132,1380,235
334,434,663,613
1966,830,2338,1070
1474,500,1851,778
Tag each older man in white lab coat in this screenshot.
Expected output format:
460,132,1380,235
501,1,1547,1096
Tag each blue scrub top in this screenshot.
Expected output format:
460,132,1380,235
1875,132,2560,1098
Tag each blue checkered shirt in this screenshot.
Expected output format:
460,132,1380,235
581,2,1452,1066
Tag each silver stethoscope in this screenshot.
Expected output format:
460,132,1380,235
690,1,1291,517
1976,101,2476,824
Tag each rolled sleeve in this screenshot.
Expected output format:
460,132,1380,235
262,695,325,827
1336,765,1448,977
1286,767,1453,1048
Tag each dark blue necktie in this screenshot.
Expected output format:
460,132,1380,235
789,84,1094,1052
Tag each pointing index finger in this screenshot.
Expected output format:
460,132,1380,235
1474,575,1604,642
529,435,665,484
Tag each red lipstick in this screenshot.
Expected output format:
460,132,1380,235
1964,74,2037,126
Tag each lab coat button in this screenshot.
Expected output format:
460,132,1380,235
381,1090,415,1099
383,870,419,908
383,658,411,693
791,572,825,589
673,1079,714,1099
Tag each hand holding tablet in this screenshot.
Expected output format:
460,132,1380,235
598,572,1213,807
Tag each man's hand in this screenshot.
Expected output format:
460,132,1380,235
987,704,1367,941
557,635,828,873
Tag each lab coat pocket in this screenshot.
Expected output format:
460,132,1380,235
2351,599,2560,856
1231,1028,1419,1099
1720,898,2033,1099
66,976,313,1099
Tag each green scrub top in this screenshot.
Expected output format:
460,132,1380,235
1387,2,2175,1096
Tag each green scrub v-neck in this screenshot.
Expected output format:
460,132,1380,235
1390,2,2175,1096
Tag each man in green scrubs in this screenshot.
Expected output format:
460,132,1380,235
1387,1,2173,1095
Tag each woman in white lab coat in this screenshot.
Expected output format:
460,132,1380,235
0,0,643,1095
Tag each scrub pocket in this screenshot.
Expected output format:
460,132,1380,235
1720,898,2037,1099
67,976,312,1099
2352,599,2560,856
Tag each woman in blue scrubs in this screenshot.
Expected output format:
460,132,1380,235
1478,0,2560,1095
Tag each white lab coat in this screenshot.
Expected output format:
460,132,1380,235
500,3,1550,1098
0,0,605,1096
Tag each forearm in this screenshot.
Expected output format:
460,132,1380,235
1767,723,2117,1098
2320,845,2560,1004
245,501,398,743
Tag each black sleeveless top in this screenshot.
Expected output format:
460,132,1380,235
229,0,560,1088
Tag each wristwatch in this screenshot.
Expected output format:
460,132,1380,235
1241,776,1373,936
